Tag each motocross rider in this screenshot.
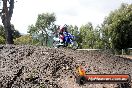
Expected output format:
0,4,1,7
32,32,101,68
59,25,68,44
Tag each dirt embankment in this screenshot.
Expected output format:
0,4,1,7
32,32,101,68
0,45,132,88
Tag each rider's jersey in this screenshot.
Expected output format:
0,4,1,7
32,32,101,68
63,31,68,36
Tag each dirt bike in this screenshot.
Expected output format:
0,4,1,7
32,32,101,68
53,32,78,50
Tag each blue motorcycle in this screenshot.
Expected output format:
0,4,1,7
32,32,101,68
53,32,78,50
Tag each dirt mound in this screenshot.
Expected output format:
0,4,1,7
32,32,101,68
0,45,132,88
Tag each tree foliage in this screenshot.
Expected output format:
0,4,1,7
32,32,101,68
79,23,94,48
28,13,56,46
14,35,32,45
0,25,5,39
11,25,21,39
0,24,21,44
67,25,82,48
78,23,103,49
0,36,5,44
101,3,132,50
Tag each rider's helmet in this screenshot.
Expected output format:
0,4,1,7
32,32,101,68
61,26,68,33
63,24,68,32
59,24,68,34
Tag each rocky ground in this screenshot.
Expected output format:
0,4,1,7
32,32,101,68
0,45,132,88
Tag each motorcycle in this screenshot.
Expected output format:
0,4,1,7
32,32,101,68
53,32,78,50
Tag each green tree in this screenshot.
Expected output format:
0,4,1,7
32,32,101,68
68,25,74,34
79,23,103,49
27,24,40,45
98,22,111,49
0,24,21,44
93,26,103,49
11,24,21,39
67,25,82,48
101,3,132,52
28,13,56,46
28,24,37,36
0,25,5,39
1,0,15,44
0,36,5,44
80,22,96,48
0,24,5,44
14,35,33,45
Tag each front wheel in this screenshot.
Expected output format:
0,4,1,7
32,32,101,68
71,41,78,50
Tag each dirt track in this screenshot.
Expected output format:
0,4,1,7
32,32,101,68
0,45,132,88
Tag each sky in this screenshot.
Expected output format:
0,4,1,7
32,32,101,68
0,0,132,34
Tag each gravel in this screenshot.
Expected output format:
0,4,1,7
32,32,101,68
0,45,132,88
